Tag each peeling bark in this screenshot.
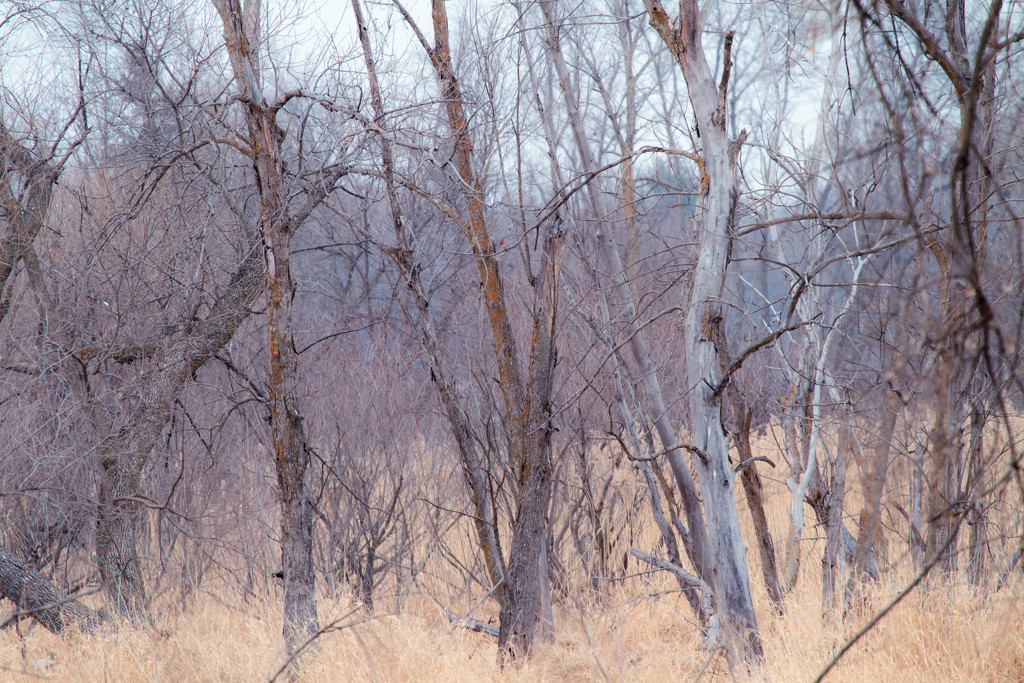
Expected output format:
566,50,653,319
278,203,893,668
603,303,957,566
642,1,762,663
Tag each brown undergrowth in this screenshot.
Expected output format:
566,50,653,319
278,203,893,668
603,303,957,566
1,579,1020,681
2,432,1022,681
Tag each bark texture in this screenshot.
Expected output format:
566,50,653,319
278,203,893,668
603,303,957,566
0,545,101,634
5,92,264,621
213,0,344,655
845,392,898,611
642,4,763,663
96,233,264,620
712,319,784,611
395,0,566,659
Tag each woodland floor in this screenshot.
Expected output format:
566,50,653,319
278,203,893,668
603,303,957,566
0,577,1021,682
2,451,1023,681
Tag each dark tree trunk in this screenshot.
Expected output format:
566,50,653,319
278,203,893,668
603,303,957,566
845,392,899,612
392,0,566,659
97,455,147,621
736,415,785,611
496,224,563,658
966,405,988,585
213,0,349,657
0,545,101,634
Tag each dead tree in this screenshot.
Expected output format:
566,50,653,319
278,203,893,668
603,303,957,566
642,0,763,664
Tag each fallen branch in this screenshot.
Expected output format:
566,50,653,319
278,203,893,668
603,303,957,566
444,609,499,638
629,548,721,651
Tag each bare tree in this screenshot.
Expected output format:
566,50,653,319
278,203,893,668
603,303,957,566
211,0,355,656
642,0,763,664
387,0,566,658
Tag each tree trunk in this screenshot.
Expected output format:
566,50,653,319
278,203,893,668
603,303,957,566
213,0,343,656
736,413,785,611
0,545,101,634
966,405,988,585
910,432,926,568
0,116,61,328
537,539,554,644
713,319,784,612
93,239,264,619
822,431,848,617
264,175,318,653
926,344,961,573
96,454,147,621
396,0,565,658
642,4,762,663
845,392,899,612
497,223,563,658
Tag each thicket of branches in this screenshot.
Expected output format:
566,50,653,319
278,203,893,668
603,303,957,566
1,0,1022,672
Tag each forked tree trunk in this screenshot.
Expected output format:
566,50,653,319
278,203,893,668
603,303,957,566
214,0,353,656
91,238,263,619
642,2,762,663
498,223,563,659
0,117,64,327
712,320,784,612
394,0,565,659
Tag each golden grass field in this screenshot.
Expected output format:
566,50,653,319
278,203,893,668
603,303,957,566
2,565,1020,681
2,441,1023,682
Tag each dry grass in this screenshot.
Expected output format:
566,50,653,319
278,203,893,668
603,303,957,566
3,432,1023,682
1,579,1020,682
